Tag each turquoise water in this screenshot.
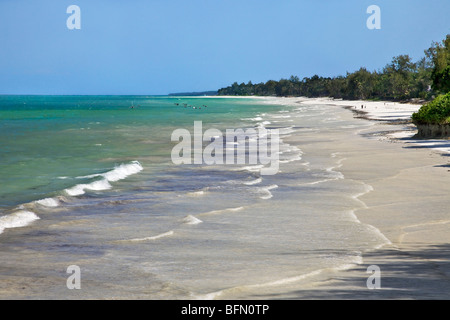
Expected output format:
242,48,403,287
0,96,389,299
0,95,281,208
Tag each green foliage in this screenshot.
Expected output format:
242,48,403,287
345,68,375,99
428,35,450,93
218,55,434,101
218,34,449,102
432,66,450,93
412,92,450,125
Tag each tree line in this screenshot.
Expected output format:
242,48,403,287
218,34,450,102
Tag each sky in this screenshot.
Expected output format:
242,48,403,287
0,0,449,95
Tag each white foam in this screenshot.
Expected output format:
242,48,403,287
242,116,263,121
243,177,262,185
35,198,59,208
350,184,374,209
301,179,334,186
323,161,346,180
230,207,244,211
258,184,279,200
182,215,203,225
273,120,294,123
326,169,345,180
198,207,244,217
349,183,392,247
279,152,303,164
87,179,113,191
0,210,40,235
65,184,88,196
76,173,103,179
65,179,112,196
77,161,143,182
196,255,364,300
122,231,174,242
66,161,143,196
238,165,264,172
187,190,207,197
103,161,144,182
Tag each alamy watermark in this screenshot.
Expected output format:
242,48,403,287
66,265,81,290
367,5,381,30
366,265,381,289
171,121,280,175
66,5,380,31
67,5,81,30
65,4,380,31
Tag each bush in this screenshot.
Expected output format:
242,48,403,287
412,92,450,124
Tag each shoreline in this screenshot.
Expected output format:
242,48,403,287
279,96,450,299
1,96,448,300
211,95,450,299
181,95,450,299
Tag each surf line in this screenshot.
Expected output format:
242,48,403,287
171,121,280,176
114,231,175,243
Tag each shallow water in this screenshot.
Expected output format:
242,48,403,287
0,96,389,299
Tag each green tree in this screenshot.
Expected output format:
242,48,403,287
411,57,433,99
380,55,416,100
345,68,375,99
327,76,347,99
428,35,450,93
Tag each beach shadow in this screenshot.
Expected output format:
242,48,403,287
404,143,450,150
434,164,450,168
250,244,450,300
402,141,450,167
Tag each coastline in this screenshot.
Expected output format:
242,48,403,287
1,95,448,300
313,98,450,299
215,96,450,299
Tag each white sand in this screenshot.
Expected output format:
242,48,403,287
299,97,422,121
215,95,450,299
260,96,450,155
309,98,450,155
295,97,450,299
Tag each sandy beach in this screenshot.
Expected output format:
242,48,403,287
229,96,450,299
1,95,448,300
2,0,449,304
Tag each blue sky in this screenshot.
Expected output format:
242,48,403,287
1,0,449,95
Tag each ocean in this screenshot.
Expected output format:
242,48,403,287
0,95,390,299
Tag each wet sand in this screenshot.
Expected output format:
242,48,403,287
303,123,450,299
1,96,448,300
241,97,450,299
